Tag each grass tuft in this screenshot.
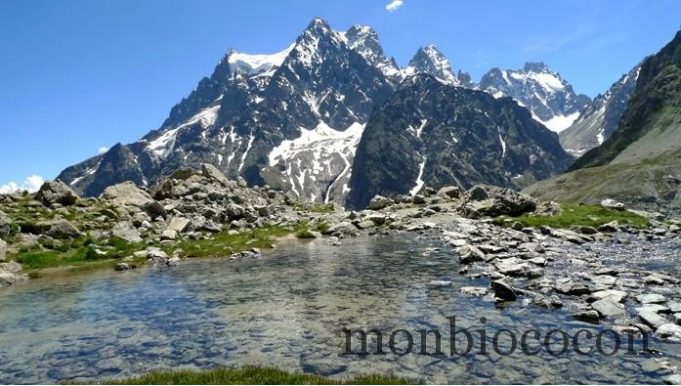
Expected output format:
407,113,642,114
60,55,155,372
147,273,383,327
111,365,413,385
493,203,650,229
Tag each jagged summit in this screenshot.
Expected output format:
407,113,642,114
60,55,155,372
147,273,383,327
480,62,591,133
402,44,475,88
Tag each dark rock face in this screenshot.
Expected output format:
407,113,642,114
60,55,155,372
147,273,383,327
480,62,591,133
560,64,641,156
346,75,573,209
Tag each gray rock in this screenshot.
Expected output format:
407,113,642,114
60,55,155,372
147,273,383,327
0,239,6,262
460,286,488,297
323,221,357,236
664,374,681,385
0,210,11,238
461,185,536,218
591,298,625,318
115,263,131,271
367,214,386,225
167,256,181,266
161,229,177,241
491,280,517,301
201,163,234,188
600,198,625,211
674,313,681,324
412,195,426,205
554,279,591,296
495,257,530,277
639,309,669,329
457,244,486,264
656,324,681,342
35,180,79,206
591,289,628,303
368,195,393,210
100,182,165,218
597,221,620,233
427,280,452,288
574,310,600,324
437,186,461,199
636,293,667,304
167,217,191,233
111,222,142,244
36,219,81,239
668,301,681,313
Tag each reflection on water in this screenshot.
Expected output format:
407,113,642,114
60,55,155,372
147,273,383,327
0,233,679,384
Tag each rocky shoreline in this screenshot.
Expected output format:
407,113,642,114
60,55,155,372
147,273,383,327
1,164,680,354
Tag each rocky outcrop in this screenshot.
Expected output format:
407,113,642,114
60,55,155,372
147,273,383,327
35,180,79,207
458,184,537,218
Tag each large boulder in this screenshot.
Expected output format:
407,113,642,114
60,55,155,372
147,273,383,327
35,219,81,239
167,217,191,233
460,185,536,218
35,180,79,206
437,186,461,199
111,221,143,244
600,198,625,211
368,195,393,210
101,182,165,218
0,210,11,238
201,163,235,188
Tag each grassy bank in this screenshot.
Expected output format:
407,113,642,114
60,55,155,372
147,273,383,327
112,366,412,385
493,202,650,229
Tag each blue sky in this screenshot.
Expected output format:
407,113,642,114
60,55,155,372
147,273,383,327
1,0,680,190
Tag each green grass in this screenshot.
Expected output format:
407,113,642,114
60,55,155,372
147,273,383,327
111,365,413,385
171,224,307,258
493,203,650,229
11,237,144,271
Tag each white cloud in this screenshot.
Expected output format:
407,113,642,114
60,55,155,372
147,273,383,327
385,0,403,12
0,175,45,194
98,146,109,154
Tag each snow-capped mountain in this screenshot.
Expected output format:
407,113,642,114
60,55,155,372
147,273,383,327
559,64,641,156
402,45,475,88
480,62,591,133
58,17,571,208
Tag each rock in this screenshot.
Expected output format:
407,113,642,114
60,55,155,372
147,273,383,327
457,244,486,264
577,226,598,235
656,324,681,342
460,286,488,297
668,301,681,313
600,198,625,211
491,280,517,301
323,222,357,236
412,195,426,205
573,310,600,324
597,221,620,233
161,229,177,241
367,214,386,225
36,219,81,239
461,185,536,218
495,258,530,277
591,298,626,318
554,279,591,296
645,275,666,286
356,221,375,229
0,239,6,262
674,313,681,324
591,289,627,303
437,186,461,199
35,180,79,206
167,217,191,233
368,195,393,210
115,263,131,271
0,210,11,238
201,163,234,187
638,309,669,329
111,222,143,244
664,374,681,385
100,182,165,218
534,201,562,216
167,256,181,266
636,293,667,304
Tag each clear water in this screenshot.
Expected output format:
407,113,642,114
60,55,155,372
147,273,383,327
0,233,679,384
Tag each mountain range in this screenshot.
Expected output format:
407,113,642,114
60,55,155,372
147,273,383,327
525,30,681,211
57,17,646,208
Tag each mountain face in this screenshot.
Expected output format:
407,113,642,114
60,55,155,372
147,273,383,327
559,64,641,156
480,62,591,133
59,17,572,208
402,45,475,88
346,75,573,209
524,30,681,211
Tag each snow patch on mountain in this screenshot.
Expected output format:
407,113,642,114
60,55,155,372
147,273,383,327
146,105,220,160
228,44,295,75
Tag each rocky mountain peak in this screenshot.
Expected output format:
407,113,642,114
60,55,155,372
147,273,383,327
523,61,550,73
344,25,399,78
406,44,459,85
480,63,591,133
